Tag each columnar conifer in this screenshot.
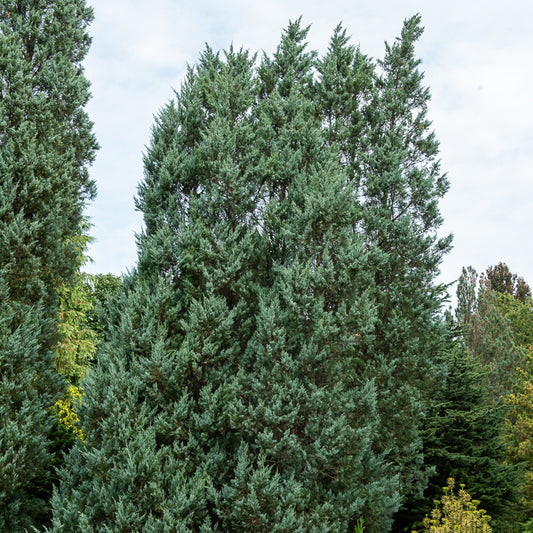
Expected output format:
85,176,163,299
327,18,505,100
0,1,97,529
52,17,450,532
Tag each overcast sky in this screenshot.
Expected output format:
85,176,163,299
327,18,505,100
82,0,533,299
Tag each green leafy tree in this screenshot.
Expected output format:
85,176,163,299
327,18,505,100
55,275,99,381
469,283,523,398
0,1,97,529
83,272,123,339
485,267,533,521
493,291,533,350
54,219,98,383
50,230,122,500
506,361,533,519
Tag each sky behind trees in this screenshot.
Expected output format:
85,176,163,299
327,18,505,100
83,0,533,294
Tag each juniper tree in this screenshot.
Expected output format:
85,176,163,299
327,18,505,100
0,1,97,529
51,45,268,532
51,22,404,532
225,20,397,531
52,17,451,533
0,276,65,530
317,15,451,510
0,0,97,306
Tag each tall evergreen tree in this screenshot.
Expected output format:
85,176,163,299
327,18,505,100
396,267,528,531
52,17,452,532
51,21,411,532
234,20,397,531
456,265,478,326
0,278,64,530
0,1,97,529
0,0,97,305
51,44,267,532
317,15,452,509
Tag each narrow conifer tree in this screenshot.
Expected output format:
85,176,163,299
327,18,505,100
224,20,397,531
317,15,452,509
52,22,405,532
0,1,97,529
0,0,97,305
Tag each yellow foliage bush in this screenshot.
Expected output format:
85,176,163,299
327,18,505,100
421,478,491,533
55,385,85,443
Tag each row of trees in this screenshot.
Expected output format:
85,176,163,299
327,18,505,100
1,1,532,531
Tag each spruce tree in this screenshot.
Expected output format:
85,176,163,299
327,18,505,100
0,1,97,529
395,341,521,532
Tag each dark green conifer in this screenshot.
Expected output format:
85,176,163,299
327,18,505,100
0,277,64,530
52,44,267,531
0,1,97,529
51,22,405,532
228,20,396,531
394,339,521,532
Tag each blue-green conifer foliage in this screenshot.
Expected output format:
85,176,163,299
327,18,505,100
0,1,97,529
52,16,450,533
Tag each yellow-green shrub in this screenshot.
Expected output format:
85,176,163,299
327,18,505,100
54,385,84,443
421,478,491,532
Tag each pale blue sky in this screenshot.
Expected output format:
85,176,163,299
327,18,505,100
83,0,533,295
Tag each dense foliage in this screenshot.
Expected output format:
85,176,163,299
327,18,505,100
399,264,533,532
0,0,97,529
50,15,451,533
2,2,531,531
